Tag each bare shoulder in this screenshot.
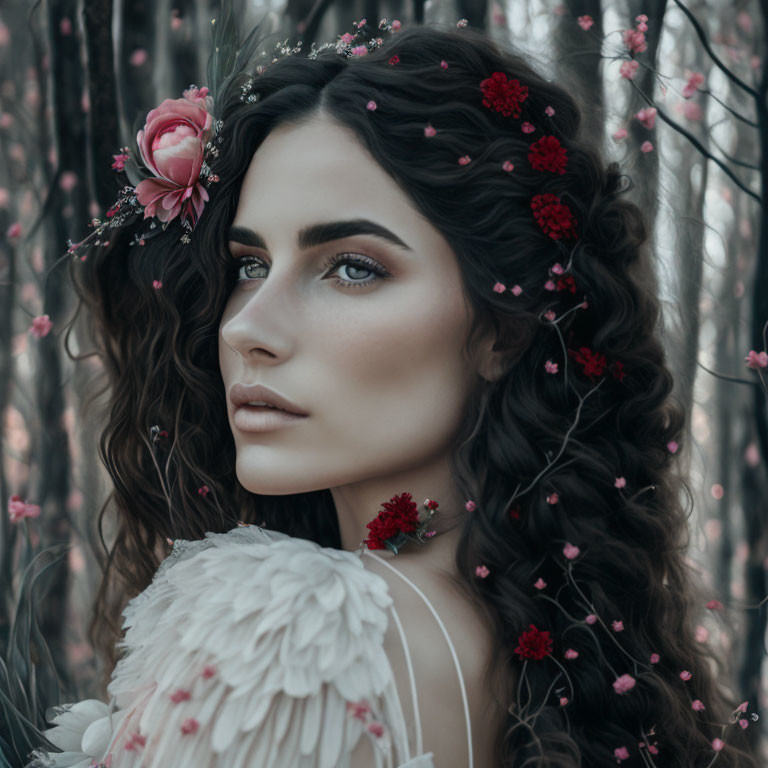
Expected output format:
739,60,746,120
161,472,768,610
359,551,507,768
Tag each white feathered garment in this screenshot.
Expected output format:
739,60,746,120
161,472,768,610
24,525,436,768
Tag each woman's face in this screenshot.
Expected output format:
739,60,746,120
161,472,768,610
218,112,488,511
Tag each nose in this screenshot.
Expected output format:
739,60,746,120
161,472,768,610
219,266,297,360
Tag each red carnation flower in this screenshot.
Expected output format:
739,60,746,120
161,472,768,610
364,492,421,550
567,345,607,381
514,623,553,661
556,274,577,293
531,193,578,241
480,71,529,118
528,135,568,175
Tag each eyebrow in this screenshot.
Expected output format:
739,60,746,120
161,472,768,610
228,219,413,253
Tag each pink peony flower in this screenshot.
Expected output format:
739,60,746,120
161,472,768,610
464,500,477,511
350,45,368,56
475,564,490,578
366,100,377,111
680,670,692,680
545,360,559,374
493,281,506,293
135,90,214,228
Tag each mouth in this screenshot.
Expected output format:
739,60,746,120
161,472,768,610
233,404,308,433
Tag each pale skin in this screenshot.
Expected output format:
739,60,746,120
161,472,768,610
218,110,509,765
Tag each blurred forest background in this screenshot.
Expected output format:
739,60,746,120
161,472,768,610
0,0,766,764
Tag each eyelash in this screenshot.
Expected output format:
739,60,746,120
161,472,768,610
229,252,392,289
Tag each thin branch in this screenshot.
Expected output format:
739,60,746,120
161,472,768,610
708,133,760,171
695,360,763,387
628,80,763,206
698,87,759,128
669,0,759,99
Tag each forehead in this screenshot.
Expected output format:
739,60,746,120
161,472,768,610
233,114,416,227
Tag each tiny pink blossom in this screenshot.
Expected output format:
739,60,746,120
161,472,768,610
456,18,468,28
737,701,749,712
8,494,42,523
129,49,148,67
585,613,597,624
7,222,21,238
692,700,705,711
180,717,199,734
502,160,514,172
667,440,679,454
622,28,647,54
350,45,368,56
424,124,436,137
465,500,477,511
511,284,523,295
340,32,354,43
521,122,535,133
614,747,630,762
391,20,402,30
545,360,559,374
711,738,724,752
551,262,564,275
368,721,385,737
563,542,580,559
577,15,594,31
648,744,659,755
440,59,448,69
614,477,626,488
544,309,556,321
745,350,768,369
152,280,162,290
680,670,692,680
366,100,377,111
202,665,217,678
559,696,568,706
493,281,506,293
170,688,191,703
30,315,52,339
547,492,559,504
545,105,555,116
534,577,547,589
695,625,709,642
619,60,639,80
544,280,556,291
650,652,660,663
613,673,636,694
59,171,78,192
458,154,471,165
640,140,654,153
475,564,490,578
612,620,624,631
635,107,657,130
612,127,628,141
739,719,748,729
564,648,579,659
682,101,703,121
198,485,210,497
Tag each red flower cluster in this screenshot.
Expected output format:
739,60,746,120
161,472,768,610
531,193,578,241
567,346,626,383
479,71,529,118
364,492,421,549
556,274,577,293
528,135,568,175
514,623,553,661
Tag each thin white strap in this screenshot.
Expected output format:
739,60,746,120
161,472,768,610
387,601,422,756
362,550,473,768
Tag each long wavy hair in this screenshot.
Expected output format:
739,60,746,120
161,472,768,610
63,20,758,768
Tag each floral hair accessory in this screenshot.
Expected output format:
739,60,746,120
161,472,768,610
362,492,439,554
479,71,529,117
65,16,402,260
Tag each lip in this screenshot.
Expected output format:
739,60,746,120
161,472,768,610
229,383,308,416
233,405,307,433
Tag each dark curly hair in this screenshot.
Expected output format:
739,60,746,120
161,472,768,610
62,19,758,768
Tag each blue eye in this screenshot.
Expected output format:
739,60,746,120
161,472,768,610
229,253,391,289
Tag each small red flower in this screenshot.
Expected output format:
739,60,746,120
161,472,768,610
556,274,577,293
364,492,421,550
567,346,607,381
514,623,553,660
528,135,568,175
531,193,578,240
388,54,400,66
479,71,529,118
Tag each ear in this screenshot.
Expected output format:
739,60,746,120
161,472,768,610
473,317,512,383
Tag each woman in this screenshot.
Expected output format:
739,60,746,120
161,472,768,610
26,12,757,768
